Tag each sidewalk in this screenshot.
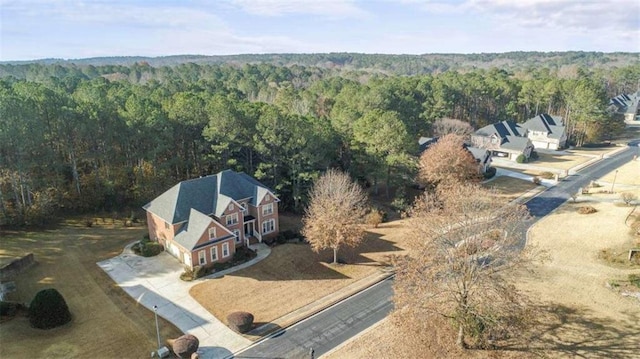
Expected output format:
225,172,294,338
97,243,271,358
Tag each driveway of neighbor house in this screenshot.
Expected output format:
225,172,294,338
97,244,270,357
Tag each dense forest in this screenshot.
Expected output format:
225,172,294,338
1,53,638,227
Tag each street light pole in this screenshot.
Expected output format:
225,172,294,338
154,305,161,351
611,170,618,193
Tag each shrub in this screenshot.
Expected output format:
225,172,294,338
132,240,163,257
483,167,497,180
0,301,22,317
226,311,254,333
180,267,195,281
84,218,94,227
621,192,638,206
540,171,555,179
29,288,72,329
578,206,597,214
629,274,640,288
532,176,542,185
365,210,383,228
530,151,539,160
516,154,526,163
282,230,297,240
275,233,287,244
193,265,207,279
590,181,602,188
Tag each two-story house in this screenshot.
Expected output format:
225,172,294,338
521,113,567,150
471,121,534,161
143,170,280,269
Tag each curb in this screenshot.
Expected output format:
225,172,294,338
244,269,395,340
319,317,389,359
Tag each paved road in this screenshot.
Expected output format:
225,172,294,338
234,278,393,359
232,145,637,359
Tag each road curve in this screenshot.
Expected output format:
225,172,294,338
233,145,638,359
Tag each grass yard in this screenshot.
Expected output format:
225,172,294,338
189,220,410,333
598,159,640,186
0,218,182,359
483,176,539,201
532,152,592,170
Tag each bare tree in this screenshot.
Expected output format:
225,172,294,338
621,192,637,206
394,183,537,349
432,118,474,138
302,169,368,264
418,134,481,188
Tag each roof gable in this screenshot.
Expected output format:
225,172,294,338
144,169,278,224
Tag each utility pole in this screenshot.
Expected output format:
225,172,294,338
611,170,618,194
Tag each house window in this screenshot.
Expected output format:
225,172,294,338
222,242,230,257
226,213,238,226
262,203,274,215
198,251,206,265
233,229,241,243
262,219,275,234
208,227,216,239
240,203,248,215
210,247,218,262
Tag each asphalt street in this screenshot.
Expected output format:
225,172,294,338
232,144,638,359
234,277,394,359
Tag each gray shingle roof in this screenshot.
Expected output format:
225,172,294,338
475,120,526,138
522,114,566,140
143,170,277,224
173,209,235,251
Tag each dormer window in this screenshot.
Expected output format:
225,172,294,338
208,227,216,239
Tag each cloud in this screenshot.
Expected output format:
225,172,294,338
228,0,370,18
404,0,639,35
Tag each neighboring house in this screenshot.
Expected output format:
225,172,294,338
471,121,534,161
143,170,280,269
418,136,492,173
521,113,567,150
609,92,640,123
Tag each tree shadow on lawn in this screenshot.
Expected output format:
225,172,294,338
230,233,402,282
499,304,640,358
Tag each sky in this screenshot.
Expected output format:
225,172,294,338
1,0,639,61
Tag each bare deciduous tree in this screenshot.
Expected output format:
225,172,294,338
394,183,538,349
621,192,637,206
302,169,368,264
418,134,481,188
432,118,474,138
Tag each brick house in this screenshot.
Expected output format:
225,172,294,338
143,170,279,269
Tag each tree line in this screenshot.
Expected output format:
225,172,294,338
0,61,636,226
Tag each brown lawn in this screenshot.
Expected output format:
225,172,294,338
0,218,182,359
327,166,640,358
598,159,640,186
532,152,592,170
569,145,623,157
483,176,539,201
189,220,410,331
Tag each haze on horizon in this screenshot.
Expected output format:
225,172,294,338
1,0,639,62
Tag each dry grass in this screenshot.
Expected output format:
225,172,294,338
0,218,183,358
483,176,538,201
532,152,592,170
569,145,622,157
515,193,640,358
189,220,410,331
599,159,640,186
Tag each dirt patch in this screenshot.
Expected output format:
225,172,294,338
189,220,410,335
0,218,183,358
483,176,538,201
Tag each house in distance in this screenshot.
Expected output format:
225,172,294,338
143,170,280,269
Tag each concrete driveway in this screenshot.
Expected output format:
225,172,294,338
97,244,255,358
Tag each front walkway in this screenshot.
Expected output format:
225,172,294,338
97,243,270,358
